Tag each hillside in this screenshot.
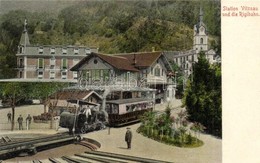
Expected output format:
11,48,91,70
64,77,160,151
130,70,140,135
0,0,221,78
0,0,78,15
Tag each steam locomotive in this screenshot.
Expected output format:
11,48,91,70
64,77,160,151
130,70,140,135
59,98,154,133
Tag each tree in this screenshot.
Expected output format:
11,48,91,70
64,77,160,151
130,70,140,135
30,82,68,113
0,82,27,131
183,52,221,137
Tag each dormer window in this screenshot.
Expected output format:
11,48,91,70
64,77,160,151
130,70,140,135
50,47,55,54
38,47,43,54
74,48,79,54
62,48,67,54
19,46,23,53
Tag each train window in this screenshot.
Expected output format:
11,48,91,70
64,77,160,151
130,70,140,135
112,104,118,114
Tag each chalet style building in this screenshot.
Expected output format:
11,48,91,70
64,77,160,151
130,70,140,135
16,21,98,82
70,51,174,103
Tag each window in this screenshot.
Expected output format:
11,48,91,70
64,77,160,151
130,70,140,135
50,47,55,54
62,48,67,54
38,71,43,79
50,71,55,79
39,47,43,54
93,69,100,80
19,46,23,53
61,71,67,79
155,67,161,76
74,48,79,54
50,57,55,66
200,38,203,44
38,58,44,69
85,49,91,54
62,58,67,69
18,58,24,68
19,71,23,78
73,71,77,79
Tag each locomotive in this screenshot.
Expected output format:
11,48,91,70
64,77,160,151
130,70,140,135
59,101,107,134
59,98,154,133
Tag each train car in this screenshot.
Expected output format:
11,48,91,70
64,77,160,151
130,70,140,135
105,98,154,127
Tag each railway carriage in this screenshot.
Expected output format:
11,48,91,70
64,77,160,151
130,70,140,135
106,98,154,127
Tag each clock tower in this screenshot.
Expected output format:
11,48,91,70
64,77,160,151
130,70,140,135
193,7,208,54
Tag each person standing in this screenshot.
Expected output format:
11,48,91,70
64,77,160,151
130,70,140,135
17,115,23,130
26,114,32,130
125,127,132,149
7,112,11,122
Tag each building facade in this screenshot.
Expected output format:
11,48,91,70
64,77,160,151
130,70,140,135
16,21,98,82
70,52,175,102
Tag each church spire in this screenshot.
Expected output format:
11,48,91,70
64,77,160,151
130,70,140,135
199,6,204,25
24,19,28,32
19,19,30,46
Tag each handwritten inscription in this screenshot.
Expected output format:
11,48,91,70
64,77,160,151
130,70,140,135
222,6,259,17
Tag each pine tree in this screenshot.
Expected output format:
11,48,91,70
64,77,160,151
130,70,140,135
183,52,221,137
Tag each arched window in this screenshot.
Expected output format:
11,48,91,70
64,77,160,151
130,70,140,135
200,38,203,44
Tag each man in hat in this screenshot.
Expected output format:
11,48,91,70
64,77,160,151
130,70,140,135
125,127,132,149
26,114,32,130
7,111,11,122
17,115,23,130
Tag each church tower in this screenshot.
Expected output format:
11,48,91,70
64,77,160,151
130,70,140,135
193,7,208,54
17,19,30,79
18,19,30,53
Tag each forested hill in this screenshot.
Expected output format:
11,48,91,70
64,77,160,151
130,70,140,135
0,0,221,78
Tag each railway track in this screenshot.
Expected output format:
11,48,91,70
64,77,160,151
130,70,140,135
1,135,173,163
0,133,78,160
30,150,173,163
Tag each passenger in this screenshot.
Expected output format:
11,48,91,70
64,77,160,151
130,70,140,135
26,114,32,130
7,111,11,122
17,115,23,130
125,127,132,149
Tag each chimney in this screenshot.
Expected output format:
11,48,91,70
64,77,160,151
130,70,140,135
133,53,137,65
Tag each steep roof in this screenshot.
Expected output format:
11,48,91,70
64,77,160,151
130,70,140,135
50,89,102,101
19,30,30,46
71,51,172,72
95,53,139,71
116,51,162,67
71,53,139,72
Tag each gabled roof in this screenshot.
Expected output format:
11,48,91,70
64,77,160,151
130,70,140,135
50,89,102,101
71,52,139,72
71,51,172,72
116,51,162,67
